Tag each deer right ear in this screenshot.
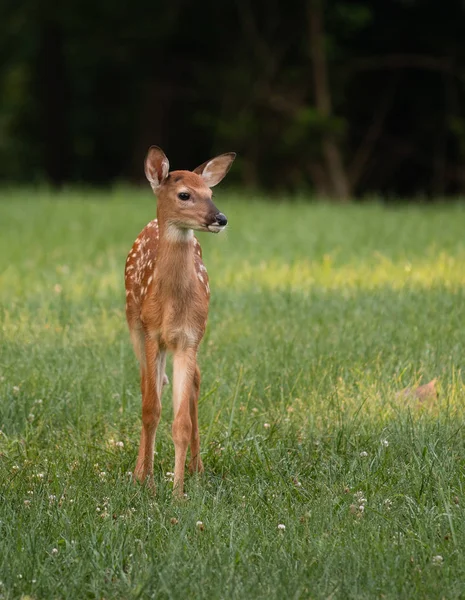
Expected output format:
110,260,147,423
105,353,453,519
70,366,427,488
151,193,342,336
145,146,170,190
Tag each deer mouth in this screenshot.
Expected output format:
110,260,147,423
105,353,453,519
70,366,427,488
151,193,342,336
206,223,226,233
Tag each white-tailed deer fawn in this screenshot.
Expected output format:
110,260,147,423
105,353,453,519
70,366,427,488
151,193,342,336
125,146,235,494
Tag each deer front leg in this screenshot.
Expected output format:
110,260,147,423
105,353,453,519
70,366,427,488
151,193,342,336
172,348,197,495
189,363,204,474
134,338,166,488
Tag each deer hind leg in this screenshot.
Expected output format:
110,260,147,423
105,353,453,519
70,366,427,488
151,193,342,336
133,333,166,489
188,363,204,474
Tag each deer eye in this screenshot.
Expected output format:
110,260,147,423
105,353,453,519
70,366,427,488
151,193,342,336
178,192,191,201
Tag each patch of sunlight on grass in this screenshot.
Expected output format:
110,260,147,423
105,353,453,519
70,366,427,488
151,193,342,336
217,251,465,291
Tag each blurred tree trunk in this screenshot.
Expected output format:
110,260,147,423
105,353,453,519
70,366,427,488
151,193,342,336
307,0,350,201
37,21,71,186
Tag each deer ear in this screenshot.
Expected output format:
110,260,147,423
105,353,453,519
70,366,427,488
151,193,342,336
193,152,236,187
145,146,170,190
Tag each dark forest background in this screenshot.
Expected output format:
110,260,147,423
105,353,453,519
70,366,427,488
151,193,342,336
1,0,465,199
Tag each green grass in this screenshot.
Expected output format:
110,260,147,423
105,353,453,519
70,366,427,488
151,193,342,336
1,189,465,599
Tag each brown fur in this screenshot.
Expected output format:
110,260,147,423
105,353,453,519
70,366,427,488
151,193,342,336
125,148,235,494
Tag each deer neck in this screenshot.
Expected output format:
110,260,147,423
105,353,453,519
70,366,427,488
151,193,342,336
156,221,196,295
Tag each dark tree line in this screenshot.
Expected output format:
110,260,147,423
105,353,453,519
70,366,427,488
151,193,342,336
1,0,465,198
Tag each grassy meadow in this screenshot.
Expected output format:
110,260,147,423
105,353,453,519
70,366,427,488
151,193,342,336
1,189,465,599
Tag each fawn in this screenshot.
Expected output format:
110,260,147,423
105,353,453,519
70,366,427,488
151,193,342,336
125,146,235,494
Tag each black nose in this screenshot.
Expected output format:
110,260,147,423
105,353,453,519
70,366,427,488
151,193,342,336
216,213,228,226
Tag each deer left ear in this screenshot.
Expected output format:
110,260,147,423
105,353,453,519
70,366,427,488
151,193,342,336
193,152,236,187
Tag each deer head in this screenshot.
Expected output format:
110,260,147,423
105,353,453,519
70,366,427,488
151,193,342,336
144,146,236,237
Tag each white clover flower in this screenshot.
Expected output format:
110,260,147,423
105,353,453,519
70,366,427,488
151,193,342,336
381,439,389,447
432,555,443,566
51,548,58,555
264,423,271,429
360,451,368,457
48,495,57,503
13,386,20,393
277,523,286,530
354,491,367,505
115,441,124,448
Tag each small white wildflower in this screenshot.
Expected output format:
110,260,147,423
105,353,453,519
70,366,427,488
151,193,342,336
115,441,124,448
196,520,204,529
432,555,443,566
34,398,43,405
358,505,365,513
126,471,133,477
69,499,74,504
384,499,392,510
13,386,20,393
51,548,58,555
48,495,56,503
32,579,37,584
27,490,34,495
11,465,20,471
360,451,368,458
381,439,389,447
251,408,258,413
17,574,22,579
28,413,35,420
354,491,367,504
96,507,101,512
264,423,271,429
99,471,106,479
24,500,31,506
277,523,286,530
36,473,45,479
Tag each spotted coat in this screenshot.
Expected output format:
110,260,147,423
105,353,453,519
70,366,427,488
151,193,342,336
124,219,210,322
